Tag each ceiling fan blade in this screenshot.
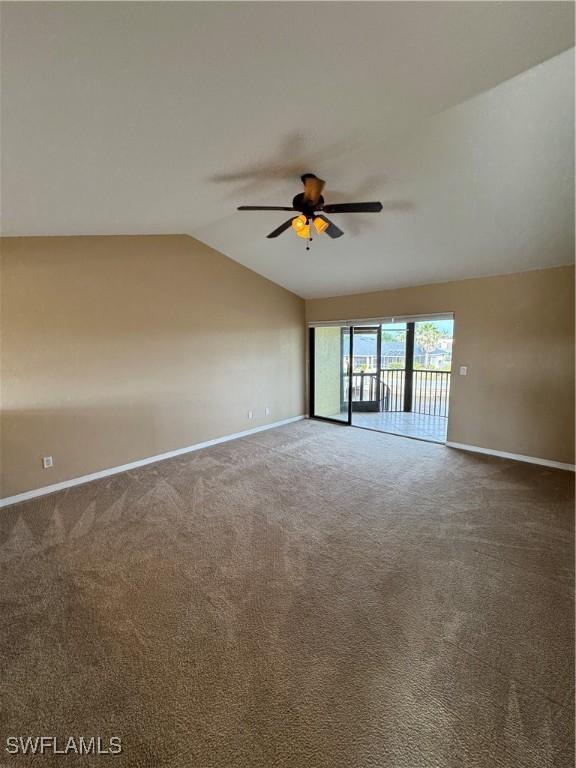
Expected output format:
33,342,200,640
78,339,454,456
238,205,296,211
266,218,294,238
302,174,325,206
322,202,383,213
314,215,344,239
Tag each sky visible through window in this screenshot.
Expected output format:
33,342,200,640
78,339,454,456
351,319,454,372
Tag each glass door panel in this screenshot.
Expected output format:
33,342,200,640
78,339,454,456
350,327,380,412
380,322,408,413
310,326,351,423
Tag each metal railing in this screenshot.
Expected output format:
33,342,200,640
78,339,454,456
347,368,450,416
380,369,406,412
413,370,451,417
349,372,386,410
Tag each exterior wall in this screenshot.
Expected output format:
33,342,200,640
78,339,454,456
313,327,343,419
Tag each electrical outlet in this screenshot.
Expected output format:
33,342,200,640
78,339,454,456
459,366,468,376
265,407,270,416
42,456,53,469
247,410,253,420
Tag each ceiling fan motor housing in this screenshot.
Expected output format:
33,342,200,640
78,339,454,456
292,192,324,217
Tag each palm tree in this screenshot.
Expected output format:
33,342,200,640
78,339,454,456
416,322,443,368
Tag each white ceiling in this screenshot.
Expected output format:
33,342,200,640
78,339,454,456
1,2,574,298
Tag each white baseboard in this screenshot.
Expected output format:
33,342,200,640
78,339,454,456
446,441,575,472
0,416,306,509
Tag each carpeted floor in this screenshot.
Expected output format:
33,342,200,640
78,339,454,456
0,420,574,767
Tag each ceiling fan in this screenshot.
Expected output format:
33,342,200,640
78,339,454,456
237,173,383,244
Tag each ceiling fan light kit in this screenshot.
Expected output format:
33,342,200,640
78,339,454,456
312,216,329,235
237,173,383,245
291,214,309,238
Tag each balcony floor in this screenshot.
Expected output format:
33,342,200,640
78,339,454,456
352,410,448,443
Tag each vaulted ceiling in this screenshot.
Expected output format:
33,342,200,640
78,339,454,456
2,2,574,297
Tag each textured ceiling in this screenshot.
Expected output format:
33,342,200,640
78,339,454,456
1,2,574,297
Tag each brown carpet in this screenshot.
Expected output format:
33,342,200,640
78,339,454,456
0,420,574,767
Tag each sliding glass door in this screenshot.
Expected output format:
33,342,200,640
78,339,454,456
310,316,453,441
309,325,352,423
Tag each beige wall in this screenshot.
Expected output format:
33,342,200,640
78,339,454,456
306,266,575,465
1,235,305,497
2,241,572,498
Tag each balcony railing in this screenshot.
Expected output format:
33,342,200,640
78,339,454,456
381,369,406,412
347,369,450,417
413,370,451,417
348,372,385,411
